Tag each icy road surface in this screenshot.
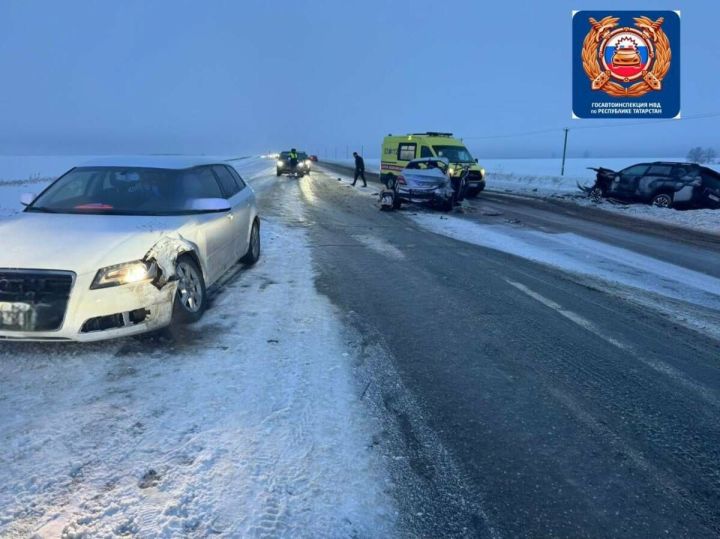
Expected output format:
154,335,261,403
311,162,720,538
0,158,395,538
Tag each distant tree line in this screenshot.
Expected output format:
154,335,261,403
687,147,717,164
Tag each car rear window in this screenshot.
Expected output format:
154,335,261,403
701,168,720,190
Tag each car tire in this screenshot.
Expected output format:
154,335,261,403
440,199,453,212
651,192,673,208
590,187,604,202
465,187,480,199
241,219,261,266
172,256,207,325
276,169,282,176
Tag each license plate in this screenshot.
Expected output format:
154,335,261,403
0,302,33,329
709,193,720,202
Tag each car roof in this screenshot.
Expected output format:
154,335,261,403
78,155,229,170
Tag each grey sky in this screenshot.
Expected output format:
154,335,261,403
0,0,717,158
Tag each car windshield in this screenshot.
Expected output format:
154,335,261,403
280,152,308,159
27,166,225,215
432,145,475,163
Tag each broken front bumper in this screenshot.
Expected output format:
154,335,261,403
0,270,177,342
397,186,453,203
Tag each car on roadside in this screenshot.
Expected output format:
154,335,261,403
585,161,720,209
387,157,465,211
309,155,318,162
276,150,310,177
0,156,260,342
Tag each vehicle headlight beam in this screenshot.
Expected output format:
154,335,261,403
91,260,158,289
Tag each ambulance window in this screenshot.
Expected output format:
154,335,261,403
421,146,434,158
398,143,416,161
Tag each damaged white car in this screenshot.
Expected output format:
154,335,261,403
0,156,260,342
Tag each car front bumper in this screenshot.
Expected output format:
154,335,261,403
466,179,486,191
278,165,308,173
0,271,177,342
397,186,452,202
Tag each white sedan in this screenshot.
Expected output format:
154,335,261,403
0,156,260,342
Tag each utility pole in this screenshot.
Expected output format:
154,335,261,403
561,128,569,176
346,145,348,159
361,144,364,156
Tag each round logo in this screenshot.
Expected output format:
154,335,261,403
600,29,653,82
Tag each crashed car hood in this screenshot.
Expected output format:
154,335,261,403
0,212,192,274
402,169,449,187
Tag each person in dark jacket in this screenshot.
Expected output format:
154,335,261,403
352,151,366,187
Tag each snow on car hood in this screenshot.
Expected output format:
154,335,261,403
0,212,193,274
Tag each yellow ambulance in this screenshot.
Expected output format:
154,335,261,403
381,133,486,197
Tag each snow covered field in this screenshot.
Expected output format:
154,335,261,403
0,157,395,538
324,157,720,236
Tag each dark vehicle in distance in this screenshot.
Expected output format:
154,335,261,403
584,162,720,209
276,151,310,177
309,155,318,162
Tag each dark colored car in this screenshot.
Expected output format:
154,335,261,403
309,155,318,162
585,162,720,209
276,151,310,177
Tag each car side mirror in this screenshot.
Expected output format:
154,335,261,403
187,198,231,212
20,193,36,206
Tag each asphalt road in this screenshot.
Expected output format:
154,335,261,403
259,164,720,538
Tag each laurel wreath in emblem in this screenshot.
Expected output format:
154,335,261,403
582,16,671,98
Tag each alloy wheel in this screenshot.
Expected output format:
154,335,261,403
176,261,203,313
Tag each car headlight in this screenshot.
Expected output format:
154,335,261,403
305,160,311,166
91,260,158,289
277,160,284,167
298,162,305,167
481,168,485,177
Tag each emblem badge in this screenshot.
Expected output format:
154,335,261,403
582,16,671,97
573,11,680,119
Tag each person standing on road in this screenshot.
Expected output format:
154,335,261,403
352,151,367,187
289,148,299,168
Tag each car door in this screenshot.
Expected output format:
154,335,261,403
182,165,237,283
615,164,649,198
212,165,252,260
